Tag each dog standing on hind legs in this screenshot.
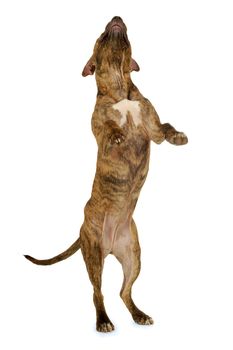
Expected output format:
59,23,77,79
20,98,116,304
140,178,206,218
25,16,188,332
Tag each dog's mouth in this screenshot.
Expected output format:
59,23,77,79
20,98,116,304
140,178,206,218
111,23,123,32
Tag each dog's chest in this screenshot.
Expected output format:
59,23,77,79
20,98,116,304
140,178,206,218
112,99,142,127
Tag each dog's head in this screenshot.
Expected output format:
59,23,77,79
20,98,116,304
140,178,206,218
82,16,139,78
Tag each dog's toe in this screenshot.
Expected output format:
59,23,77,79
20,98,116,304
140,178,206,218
135,316,154,325
110,132,125,145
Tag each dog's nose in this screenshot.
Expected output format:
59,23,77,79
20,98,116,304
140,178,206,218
112,16,123,22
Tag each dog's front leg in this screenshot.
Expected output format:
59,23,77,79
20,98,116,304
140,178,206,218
92,118,125,147
161,122,188,145
146,105,188,146
104,120,125,145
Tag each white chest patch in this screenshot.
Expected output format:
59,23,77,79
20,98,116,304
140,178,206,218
112,99,141,127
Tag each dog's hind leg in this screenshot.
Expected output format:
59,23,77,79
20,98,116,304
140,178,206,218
80,223,114,332
114,219,153,325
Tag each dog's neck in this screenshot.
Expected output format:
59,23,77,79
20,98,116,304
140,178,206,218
93,34,134,102
96,71,134,102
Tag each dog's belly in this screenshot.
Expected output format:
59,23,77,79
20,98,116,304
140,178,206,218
99,137,150,207
102,213,132,257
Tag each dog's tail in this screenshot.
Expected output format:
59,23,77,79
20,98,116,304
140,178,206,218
24,237,81,265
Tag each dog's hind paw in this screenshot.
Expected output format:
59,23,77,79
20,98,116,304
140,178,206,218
96,321,115,333
133,311,154,325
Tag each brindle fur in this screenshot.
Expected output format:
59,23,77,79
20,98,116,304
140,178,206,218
25,16,188,332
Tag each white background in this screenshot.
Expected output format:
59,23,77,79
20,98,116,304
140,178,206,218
0,0,233,349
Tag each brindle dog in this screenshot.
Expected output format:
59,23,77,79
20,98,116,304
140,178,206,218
25,16,188,332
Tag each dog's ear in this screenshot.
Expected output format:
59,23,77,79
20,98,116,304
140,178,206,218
130,58,140,72
82,59,96,77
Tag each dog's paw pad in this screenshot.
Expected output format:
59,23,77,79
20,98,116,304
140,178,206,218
97,322,115,333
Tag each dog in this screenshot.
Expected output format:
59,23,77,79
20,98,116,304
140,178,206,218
25,16,188,332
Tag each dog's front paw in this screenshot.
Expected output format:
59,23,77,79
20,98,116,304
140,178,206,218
110,131,125,145
167,131,188,146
